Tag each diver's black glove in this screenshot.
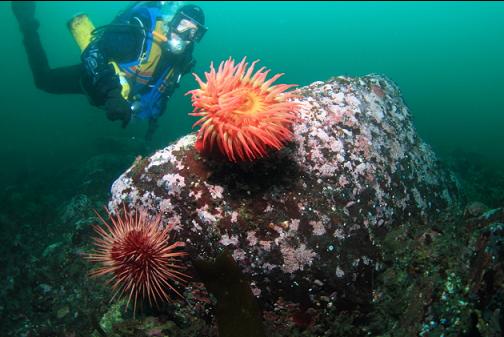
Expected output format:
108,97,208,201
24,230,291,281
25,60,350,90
81,43,123,106
104,89,132,128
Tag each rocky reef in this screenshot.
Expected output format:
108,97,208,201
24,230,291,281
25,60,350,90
3,75,503,337
106,74,463,335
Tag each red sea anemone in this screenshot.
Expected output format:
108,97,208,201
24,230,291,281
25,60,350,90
187,57,301,162
87,207,189,312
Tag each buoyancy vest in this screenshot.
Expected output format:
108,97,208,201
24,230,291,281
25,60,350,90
117,3,183,120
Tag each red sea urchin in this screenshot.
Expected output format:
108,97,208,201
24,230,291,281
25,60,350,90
87,207,189,312
187,57,301,162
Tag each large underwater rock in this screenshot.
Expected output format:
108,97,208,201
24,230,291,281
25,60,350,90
108,74,462,335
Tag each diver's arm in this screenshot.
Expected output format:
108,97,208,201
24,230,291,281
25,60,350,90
81,40,121,106
81,38,132,127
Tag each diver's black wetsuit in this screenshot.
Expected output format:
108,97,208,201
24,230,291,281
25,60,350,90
20,20,84,95
16,16,135,128
16,9,145,131
13,1,198,139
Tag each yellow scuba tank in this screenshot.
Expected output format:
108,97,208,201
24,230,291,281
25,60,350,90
68,14,130,100
67,13,94,52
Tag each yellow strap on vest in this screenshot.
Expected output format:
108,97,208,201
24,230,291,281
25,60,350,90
109,63,131,100
128,20,166,80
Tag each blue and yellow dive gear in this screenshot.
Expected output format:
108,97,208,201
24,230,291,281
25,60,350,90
68,2,187,120
68,13,130,101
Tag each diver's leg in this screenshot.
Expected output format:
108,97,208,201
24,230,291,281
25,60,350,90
12,1,83,94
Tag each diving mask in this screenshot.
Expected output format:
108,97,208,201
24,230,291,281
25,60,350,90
170,11,207,43
166,15,206,54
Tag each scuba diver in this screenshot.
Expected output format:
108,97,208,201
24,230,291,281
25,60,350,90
11,1,207,140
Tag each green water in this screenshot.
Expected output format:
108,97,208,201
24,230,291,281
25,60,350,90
1,2,504,335
0,1,503,187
